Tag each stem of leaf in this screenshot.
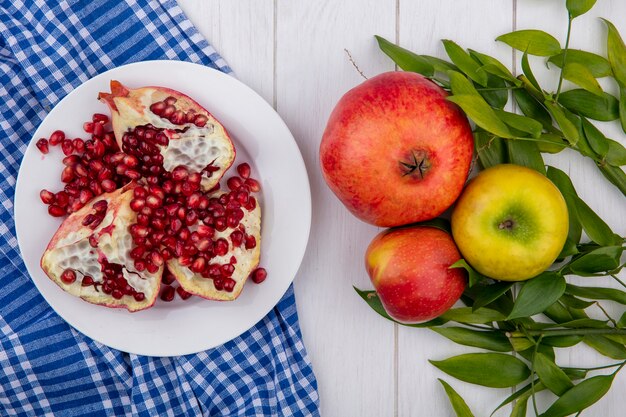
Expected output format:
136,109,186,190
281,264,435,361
555,16,573,99
595,302,618,327
530,335,543,417
510,328,626,337
462,323,494,330
611,274,626,290
611,361,626,376
563,361,626,372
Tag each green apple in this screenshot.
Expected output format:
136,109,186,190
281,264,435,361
451,164,569,281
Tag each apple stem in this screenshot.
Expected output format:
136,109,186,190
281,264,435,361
508,328,626,338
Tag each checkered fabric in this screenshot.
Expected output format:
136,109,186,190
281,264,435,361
0,0,319,416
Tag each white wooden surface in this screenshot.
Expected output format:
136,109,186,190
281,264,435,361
178,1,626,415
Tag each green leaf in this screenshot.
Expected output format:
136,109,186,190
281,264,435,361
566,0,597,18
430,353,530,388
510,397,528,417
605,139,626,166
442,40,488,86
507,140,546,174
474,132,508,169
521,50,541,90
494,109,543,138
469,49,518,83
513,89,553,129
559,293,596,309
540,375,614,417
545,101,580,144
420,55,459,73
375,35,434,76
496,30,561,56
598,164,626,196
432,327,512,352
581,118,609,157
518,344,555,362
440,307,506,324
572,196,620,246
558,89,619,121
509,336,536,352
537,133,568,154
602,19,626,87
584,335,626,359
448,71,479,96
618,86,626,133
542,335,584,347
353,287,447,327
618,311,626,327
534,352,574,395
507,272,566,320
479,75,508,109
567,246,623,275
447,95,512,138
560,318,611,328
566,284,626,305
450,259,488,287
548,50,612,78
546,166,583,246
472,282,514,311
438,379,475,417
490,380,546,416
563,62,604,96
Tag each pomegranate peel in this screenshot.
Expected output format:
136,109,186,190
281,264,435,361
98,81,235,191
40,184,162,312
167,192,261,301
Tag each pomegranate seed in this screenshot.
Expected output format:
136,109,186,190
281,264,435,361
188,172,202,184
81,276,94,286
82,214,96,226
89,235,98,248
214,217,227,232
92,113,109,124
162,105,176,118
150,102,166,115
55,191,69,207
194,114,208,127
60,269,76,284
83,122,94,133
130,198,145,212
49,130,65,145
48,205,66,217
92,122,104,138
251,268,267,284
146,261,159,274
162,269,177,285
188,193,201,208
176,286,193,300
125,170,141,180
89,181,103,196
214,238,229,256
245,178,261,192
73,163,88,177
197,225,214,237
227,177,243,190
237,163,251,179
61,166,75,183
207,264,221,277
151,251,164,267
196,238,211,252
134,187,148,199
221,264,235,277
155,132,169,146
161,286,175,302
185,211,198,226
170,218,183,232
230,231,243,246
69,200,84,213
130,246,145,259
170,110,185,125
101,179,116,192
171,166,189,181
145,195,162,208
72,138,85,154
36,138,49,154
134,292,146,302
226,215,239,228
79,189,93,204
102,285,113,294
123,155,139,167
223,278,236,293
190,257,206,273
245,235,257,249
62,155,79,166
136,213,150,226
134,260,146,272
246,197,257,211
164,96,177,105
89,215,104,229
130,224,149,238
40,189,55,204
112,289,123,299
92,199,108,213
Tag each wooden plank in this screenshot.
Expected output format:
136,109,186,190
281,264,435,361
275,1,397,415
397,2,514,416
176,0,274,104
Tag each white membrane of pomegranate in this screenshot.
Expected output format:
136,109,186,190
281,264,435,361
15,61,311,356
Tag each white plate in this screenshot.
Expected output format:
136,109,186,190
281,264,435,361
14,61,311,357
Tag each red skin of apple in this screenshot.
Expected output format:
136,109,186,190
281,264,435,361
320,71,473,227
365,226,467,323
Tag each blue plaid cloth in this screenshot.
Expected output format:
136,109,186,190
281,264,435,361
0,0,320,415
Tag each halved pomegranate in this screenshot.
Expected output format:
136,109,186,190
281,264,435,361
40,184,162,311
98,81,235,191
167,191,261,301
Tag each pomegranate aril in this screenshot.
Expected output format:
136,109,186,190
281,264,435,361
214,217,227,232
227,177,243,190
101,179,116,192
190,257,206,273
170,110,185,125
223,278,236,293
130,198,145,212
130,224,149,238
130,246,145,259
89,235,98,248
161,286,175,302
150,102,166,115
151,251,164,267
82,214,96,226
123,155,139,167
36,139,50,154
176,286,193,300
245,235,257,249
185,211,198,226
213,278,224,290
112,289,123,300
134,292,146,302
245,178,261,192
246,197,257,211
73,138,85,154
162,269,177,285
197,225,214,237
79,189,93,204
237,163,251,179
134,260,146,272
83,122,94,133
125,169,141,180
170,218,183,232
137,213,150,226
230,230,243,247
221,264,235,277
146,262,159,274
171,166,189,181
193,114,208,127
214,238,229,256
188,172,202,184
251,268,267,284
49,130,65,145
92,122,104,138
93,113,109,124
92,199,108,213
61,269,76,284
164,96,177,105
55,191,69,207
81,276,94,287
40,189,55,204
69,200,84,213
61,166,75,183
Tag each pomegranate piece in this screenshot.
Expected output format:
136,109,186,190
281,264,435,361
236,163,251,179
98,81,235,191
49,130,65,146
36,139,50,154
40,184,162,312
251,268,267,284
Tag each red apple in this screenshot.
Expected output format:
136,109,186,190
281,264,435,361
320,71,473,227
365,226,467,323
